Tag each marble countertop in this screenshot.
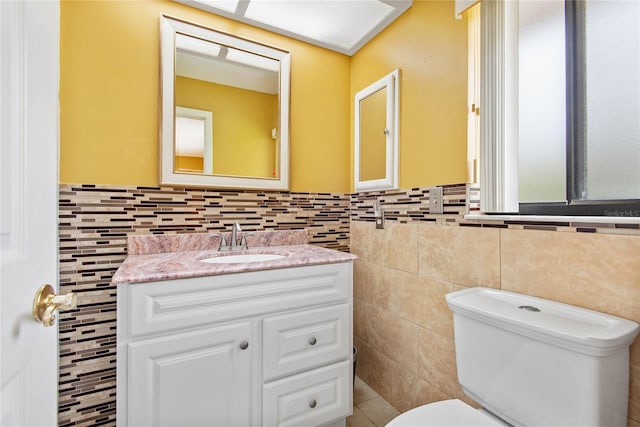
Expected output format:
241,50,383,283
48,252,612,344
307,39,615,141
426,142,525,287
112,231,356,285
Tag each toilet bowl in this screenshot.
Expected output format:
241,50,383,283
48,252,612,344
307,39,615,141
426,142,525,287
385,287,639,427
386,399,505,427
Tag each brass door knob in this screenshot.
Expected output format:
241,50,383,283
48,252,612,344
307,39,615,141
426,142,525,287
32,284,77,327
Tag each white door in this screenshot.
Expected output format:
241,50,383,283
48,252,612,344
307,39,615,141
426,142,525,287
1,1,60,426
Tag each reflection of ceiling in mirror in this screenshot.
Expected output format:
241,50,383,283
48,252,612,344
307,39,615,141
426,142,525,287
176,34,279,94
176,33,221,57
174,0,413,56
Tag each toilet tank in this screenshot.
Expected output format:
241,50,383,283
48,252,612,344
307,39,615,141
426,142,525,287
446,288,639,427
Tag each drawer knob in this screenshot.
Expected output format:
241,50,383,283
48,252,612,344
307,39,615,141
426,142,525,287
239,340,249,350
308,399,317,409
308,337,317,346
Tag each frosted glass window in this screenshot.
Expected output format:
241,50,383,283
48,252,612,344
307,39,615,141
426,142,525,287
584,0,640,200
482,0,640,215
518,0,566,203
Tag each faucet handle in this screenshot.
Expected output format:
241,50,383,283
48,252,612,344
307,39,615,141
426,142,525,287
219,236,228,250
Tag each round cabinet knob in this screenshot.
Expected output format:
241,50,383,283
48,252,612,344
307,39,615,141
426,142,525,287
308,399,317,409
308,337,317,346
239,341,249,350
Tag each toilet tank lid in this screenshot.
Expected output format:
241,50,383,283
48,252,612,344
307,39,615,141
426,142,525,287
446,288,639,354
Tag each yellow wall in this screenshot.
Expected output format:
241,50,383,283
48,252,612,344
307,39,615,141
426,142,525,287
351,1,468,190
175,155,204,172
60,0,351,192
60,0,467,193
176,76,277,178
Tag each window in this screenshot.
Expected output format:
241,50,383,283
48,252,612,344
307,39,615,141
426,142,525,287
476,0,640,217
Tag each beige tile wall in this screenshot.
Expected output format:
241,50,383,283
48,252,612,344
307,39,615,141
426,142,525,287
351,220,640,426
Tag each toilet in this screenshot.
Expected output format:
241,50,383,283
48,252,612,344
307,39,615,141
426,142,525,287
386,287,639,427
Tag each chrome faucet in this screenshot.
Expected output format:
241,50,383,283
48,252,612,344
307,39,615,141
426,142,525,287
219,222,247,251
231,222,242,248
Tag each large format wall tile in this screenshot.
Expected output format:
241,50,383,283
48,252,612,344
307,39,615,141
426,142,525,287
417,224,500,288
389,362,449,412
417,328,462,399
631,362,640,423
355,212,639,426
354,337,395,403
354,260,385,307
381,268,455,338
501,229,640,323
363,304,420,373
369,222,418,273
353,297,369,342
350,220,371,261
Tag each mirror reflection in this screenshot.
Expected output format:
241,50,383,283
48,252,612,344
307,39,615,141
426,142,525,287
359,87,387,182
160,15,290,190
175,33,279,179
175,106,213,174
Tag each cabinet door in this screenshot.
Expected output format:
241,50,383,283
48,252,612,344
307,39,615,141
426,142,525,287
127,322,252,427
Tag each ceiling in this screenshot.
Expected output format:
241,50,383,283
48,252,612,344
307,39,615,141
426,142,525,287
176,34,279,94
174,0,413,56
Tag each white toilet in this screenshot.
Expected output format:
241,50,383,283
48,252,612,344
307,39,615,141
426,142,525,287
386,287,639,427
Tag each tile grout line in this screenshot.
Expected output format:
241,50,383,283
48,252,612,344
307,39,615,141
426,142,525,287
351,376,398,427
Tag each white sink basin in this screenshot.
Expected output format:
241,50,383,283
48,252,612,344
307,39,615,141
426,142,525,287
200,253,287,264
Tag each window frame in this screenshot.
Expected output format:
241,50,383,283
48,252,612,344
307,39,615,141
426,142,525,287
478,0,640,218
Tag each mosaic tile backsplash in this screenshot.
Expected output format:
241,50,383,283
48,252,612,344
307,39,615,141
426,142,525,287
350,184,468,223
58,182,639,426
57,184,350,426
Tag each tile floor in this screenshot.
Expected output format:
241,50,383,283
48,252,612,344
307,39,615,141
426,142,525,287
347,377,400,427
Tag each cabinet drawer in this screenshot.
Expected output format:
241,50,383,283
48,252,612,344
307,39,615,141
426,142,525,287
124,262,351,337
263,303,350,381
263,360,351,427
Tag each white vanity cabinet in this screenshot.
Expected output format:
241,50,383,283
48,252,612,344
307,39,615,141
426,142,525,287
116,262,353,427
